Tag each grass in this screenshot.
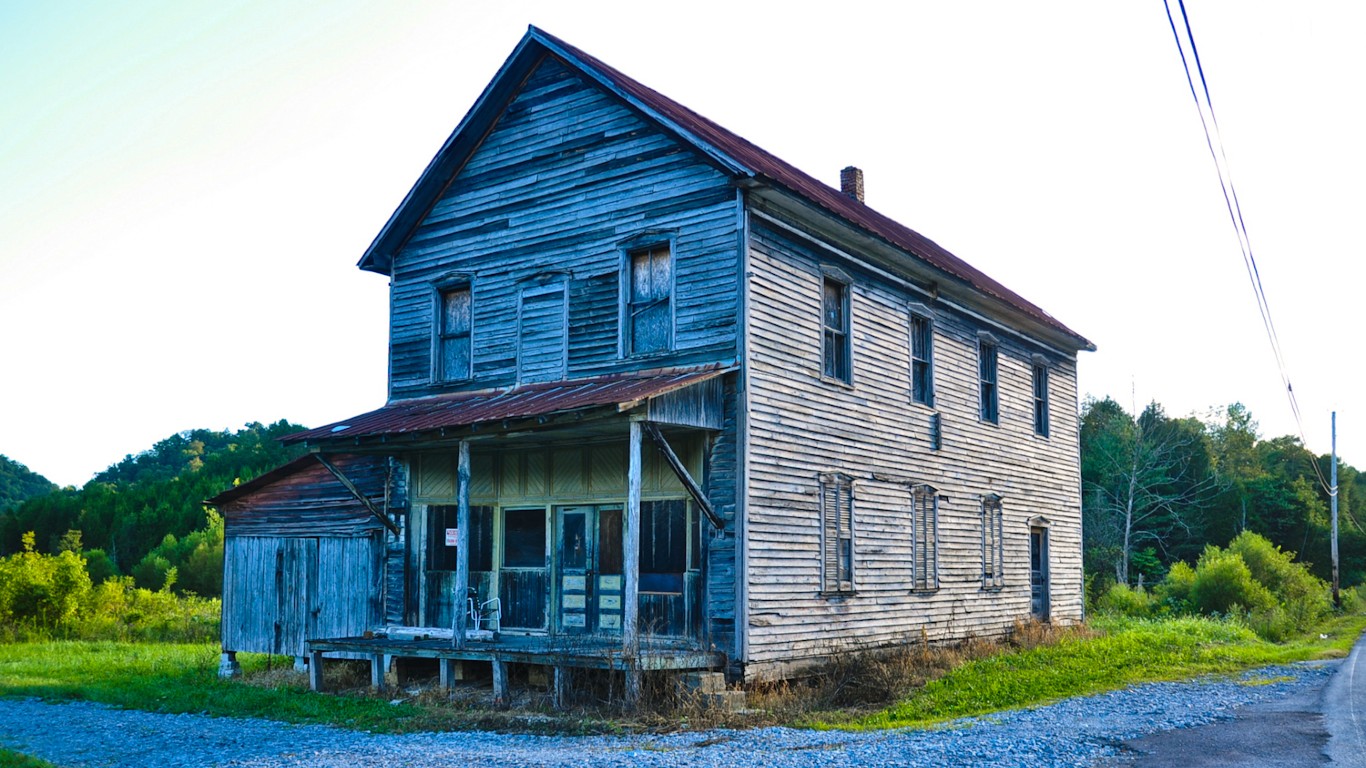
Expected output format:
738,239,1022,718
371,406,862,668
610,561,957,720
1,613,1362,736
0,641,573,734
851,611,1366,730
0,750,58,768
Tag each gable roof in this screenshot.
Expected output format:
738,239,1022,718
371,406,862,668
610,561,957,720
358,26,1091,351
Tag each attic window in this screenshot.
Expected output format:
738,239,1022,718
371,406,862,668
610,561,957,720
624,244,672,356
437,284,473,381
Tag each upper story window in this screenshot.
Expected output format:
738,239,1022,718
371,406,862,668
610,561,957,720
820,472,855,593
909,309,933,406
438,284,472,381
978,333,998,423
821,277,851,383
1032,359,1049,437
625,244,672,356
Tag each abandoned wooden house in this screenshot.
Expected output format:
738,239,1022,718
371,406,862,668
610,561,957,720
212,26,1093,701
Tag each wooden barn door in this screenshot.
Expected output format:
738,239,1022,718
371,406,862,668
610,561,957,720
274,538,319,655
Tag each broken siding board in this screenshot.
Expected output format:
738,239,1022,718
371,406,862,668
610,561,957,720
388,57,740,397
741,219,1083,675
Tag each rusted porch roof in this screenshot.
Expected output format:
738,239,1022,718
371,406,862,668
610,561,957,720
283,367,729,446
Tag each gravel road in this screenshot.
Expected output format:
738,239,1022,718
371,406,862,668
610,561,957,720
0,662,1335,767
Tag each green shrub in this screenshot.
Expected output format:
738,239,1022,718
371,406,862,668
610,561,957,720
0,532,217,642
1157,560,1196,612
1094,583,1154,617
0,532,91,630
1190,548,1275,616
1225,531,1330,631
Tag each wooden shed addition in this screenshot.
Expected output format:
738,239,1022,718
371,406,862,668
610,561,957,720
216,26,1093,702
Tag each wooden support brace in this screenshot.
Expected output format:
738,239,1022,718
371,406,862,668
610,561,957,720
492,659,510,709
314,454,400,535
370,653,385,690
643,422,724,529
554,666,572,710
439,658,462,690
309,650,325,692
625,666,642,709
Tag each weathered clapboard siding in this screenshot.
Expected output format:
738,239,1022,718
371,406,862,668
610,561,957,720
218,455,389,538
741,217,1083,678
387,57,739,398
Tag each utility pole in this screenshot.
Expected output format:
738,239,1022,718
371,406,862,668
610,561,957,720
1332,411,1340,609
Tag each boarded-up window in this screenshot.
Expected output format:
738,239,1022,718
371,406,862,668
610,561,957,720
1033,362,1049,437
626,245,672,355
640,500,686,593
518,285,567,384
822,278,851,383
503,508,547,568
978,338,998,423
982,494,1004,589
438,285,472,381
428,504,492,572
820,473,855,593
911,484,938,591
910,313,933,405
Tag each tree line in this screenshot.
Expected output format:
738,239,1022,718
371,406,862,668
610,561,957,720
1082,399,1363,593
0,421,306,597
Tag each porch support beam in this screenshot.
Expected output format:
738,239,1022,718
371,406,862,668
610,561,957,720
452,440,471,650
625,419,643,706
314,454,400,535
643,422,723,529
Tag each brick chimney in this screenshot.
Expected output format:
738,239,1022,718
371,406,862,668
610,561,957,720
840,166,864,203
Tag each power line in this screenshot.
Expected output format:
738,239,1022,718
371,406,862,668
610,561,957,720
1161,0,1332,496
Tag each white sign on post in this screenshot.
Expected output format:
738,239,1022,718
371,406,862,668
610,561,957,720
445,528,459,546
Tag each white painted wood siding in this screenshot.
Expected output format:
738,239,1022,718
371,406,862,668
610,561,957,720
742,219,1083,678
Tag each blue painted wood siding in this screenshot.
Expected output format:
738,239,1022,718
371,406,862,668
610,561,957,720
387,57,740,398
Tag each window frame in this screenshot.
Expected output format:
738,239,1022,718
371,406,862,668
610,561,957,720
819,472,856,594
978,332,999,424
911,483,939,592
619,240,676,358
432,279,474,383
1032,357,1049,437
981,494,1004,590
820,275,852,384
908,305,934,406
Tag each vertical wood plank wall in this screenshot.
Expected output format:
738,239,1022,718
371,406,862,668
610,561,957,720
742,218,1083,678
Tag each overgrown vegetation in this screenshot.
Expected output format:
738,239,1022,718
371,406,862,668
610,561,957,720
0,531,218,643
1091,530,1345,642
0,421,305,598
1083,400,1364,591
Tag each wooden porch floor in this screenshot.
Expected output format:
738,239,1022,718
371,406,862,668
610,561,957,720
305,629,724,698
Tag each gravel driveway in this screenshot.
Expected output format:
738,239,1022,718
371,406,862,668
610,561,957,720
0,662,1335,767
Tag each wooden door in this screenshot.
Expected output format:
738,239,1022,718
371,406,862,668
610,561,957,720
1030,527,1049,621
554,505,625,636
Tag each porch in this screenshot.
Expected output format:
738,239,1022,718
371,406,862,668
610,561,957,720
305,629,725,707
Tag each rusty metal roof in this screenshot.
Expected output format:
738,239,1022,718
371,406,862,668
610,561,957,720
534,29,1091,350
283,367,728,445
357,27,1090,351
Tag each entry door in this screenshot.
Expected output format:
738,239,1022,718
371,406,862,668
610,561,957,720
1030,527,1050,621
555,506,624,635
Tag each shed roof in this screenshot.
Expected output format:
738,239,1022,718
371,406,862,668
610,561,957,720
282,367,728,446
357,26,1091,351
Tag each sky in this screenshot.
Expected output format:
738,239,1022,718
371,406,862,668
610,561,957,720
1,1,1362,488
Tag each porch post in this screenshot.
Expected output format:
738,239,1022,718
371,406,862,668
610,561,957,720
453,440,470,650
625,419,643,705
